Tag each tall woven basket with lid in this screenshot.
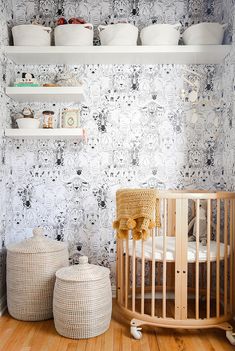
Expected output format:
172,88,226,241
6,227,69,321
53,256,112,339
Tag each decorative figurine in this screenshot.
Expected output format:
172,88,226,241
14,72,40,87
22,106,34,118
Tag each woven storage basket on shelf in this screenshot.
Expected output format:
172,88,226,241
53,256,112,339
7,227,69,321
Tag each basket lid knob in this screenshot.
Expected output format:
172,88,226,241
79,256,88,265
33,227,44,237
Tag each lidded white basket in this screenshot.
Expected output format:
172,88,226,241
53,256,112,339
7,227,69,321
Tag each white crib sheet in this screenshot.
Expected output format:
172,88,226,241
128,236,230,263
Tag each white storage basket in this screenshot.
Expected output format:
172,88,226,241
12,25,52,46
53,256,112,339
7,227,69,321
54,24,93,46
182,23,227,45
140,23,181,45
98,23,138,46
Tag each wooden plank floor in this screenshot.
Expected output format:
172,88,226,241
0,300,234,351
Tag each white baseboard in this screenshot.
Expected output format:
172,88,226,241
0,295,7,316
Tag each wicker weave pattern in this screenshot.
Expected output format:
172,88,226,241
53,257,112,339
7,228,69,321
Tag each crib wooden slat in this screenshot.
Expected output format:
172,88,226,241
196,199,200,320
216,199,221,318
224,200,228,315
232,200,235,317
116,239,120,303
163,199,167,318
119,239,124,305
230,200,233,314
151,228,156,317
125,238,129,309
175,199,188,320
141,239,145,315
206,199,211,319
132,239,136,312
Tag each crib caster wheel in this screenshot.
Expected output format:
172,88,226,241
226,331,235,345
131,326,142,340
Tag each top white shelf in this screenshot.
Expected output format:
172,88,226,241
5,45,231,65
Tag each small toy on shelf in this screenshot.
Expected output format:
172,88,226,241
14,72,40,87
22,106,34,118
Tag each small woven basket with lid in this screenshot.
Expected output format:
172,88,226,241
53,256,112,339
7,227,69,321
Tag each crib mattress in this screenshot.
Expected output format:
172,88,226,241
127,236,230,263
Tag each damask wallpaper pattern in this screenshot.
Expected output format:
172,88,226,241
0,1,234,294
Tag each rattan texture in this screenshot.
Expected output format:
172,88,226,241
7,228,69,321
53,256,112,339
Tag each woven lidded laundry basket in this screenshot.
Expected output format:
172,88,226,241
7,227,69,321
53,256,112,339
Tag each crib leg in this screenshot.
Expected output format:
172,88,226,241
130,320,142,340
226,331,235,345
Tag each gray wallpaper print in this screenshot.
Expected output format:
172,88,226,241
0,0,234,291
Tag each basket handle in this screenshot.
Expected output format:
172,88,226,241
173,23,182,31
82,23,93,30
222,23,228,30
33,227,44,237
43,27,52,33
98,24,108,33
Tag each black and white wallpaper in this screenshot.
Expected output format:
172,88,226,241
0,0,234,291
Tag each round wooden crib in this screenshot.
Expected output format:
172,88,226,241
116,191,235,344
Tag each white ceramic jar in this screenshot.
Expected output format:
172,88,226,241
182,23,227,45
140,23,181,45
98,23,138,45
12,25,52,46
54,24,94,46
17,118,40,129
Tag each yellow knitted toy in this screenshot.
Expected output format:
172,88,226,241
113,189,161,240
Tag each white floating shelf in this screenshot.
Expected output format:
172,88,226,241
6,86,84,103
5,45,231,65
4,128,86,139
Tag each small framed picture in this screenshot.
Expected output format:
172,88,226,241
62,109,80,128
